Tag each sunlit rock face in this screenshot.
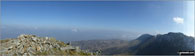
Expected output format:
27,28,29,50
0,34,94,56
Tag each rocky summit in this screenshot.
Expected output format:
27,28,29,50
0,34,95,56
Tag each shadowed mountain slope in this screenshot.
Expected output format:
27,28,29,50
72,32,195,55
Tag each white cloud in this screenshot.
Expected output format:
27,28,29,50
173,17,184,24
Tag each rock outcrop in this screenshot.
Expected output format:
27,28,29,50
0,34,94,56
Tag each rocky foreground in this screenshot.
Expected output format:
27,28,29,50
0,34,95,56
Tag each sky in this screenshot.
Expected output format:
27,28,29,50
1,1,194,41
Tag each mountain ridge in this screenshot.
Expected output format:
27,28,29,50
72,32,195,55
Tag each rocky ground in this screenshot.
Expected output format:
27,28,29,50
0,34,95,56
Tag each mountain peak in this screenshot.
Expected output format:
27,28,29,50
136,34,154,41
167,32,185,36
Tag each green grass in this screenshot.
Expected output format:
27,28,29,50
0,39,10,43
58,42,67,47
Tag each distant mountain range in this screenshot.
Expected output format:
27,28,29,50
1,25,139,42
72,32,195,55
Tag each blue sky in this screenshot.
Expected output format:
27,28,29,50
1,1,194,39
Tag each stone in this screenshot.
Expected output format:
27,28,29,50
23,53,27,56
32,37,37,42
36,46,41,51
0,34,94,55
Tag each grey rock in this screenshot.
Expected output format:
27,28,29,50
0,34,93,55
